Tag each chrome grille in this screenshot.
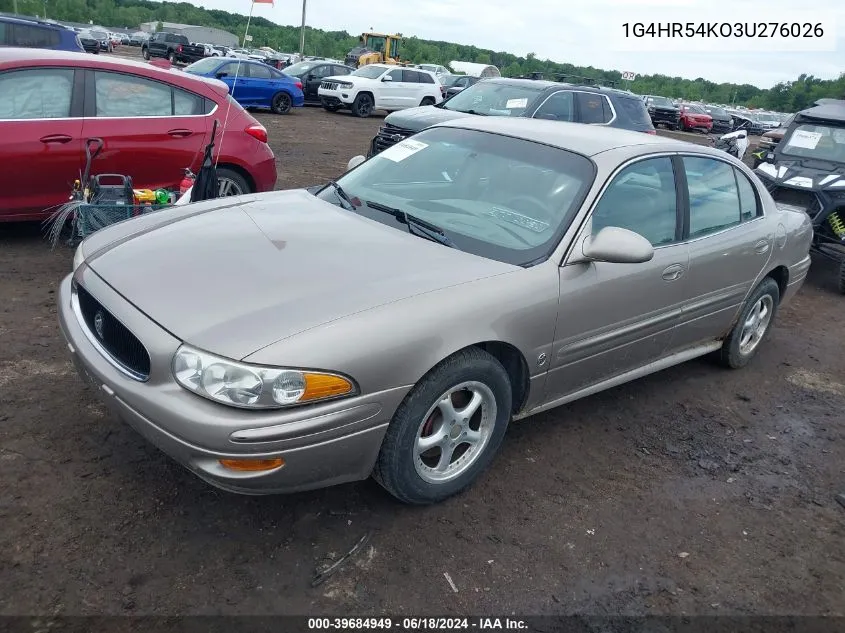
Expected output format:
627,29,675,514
321,81,340,91
372,123,415,154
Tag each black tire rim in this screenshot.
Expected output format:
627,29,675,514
273,93,292,114
358,96,373,116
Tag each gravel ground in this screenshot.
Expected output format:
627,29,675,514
1,71,844,619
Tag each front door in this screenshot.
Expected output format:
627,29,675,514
378,68,405,109
303,64,332,101
670,154,775,350
544,155,690,402
81,69,209,191
0,66,84,221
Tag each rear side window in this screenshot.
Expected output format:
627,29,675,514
94,71,204,117
683,156,742,237
616,97,653,126
8,22,61,48
0,68,74,119
736,169,761,220
402,69,419,82
0,21,6,44
418,72,435,84
249,64,273,79
577,92,611,124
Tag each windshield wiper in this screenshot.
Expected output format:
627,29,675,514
365,201,456,248
324,180,356,211
452,108,487,116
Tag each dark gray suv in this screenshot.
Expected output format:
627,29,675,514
369,78,656,156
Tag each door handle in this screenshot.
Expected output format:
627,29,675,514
754,239,770,254
168,129,193,138
662,263,686,281
40,134,73,144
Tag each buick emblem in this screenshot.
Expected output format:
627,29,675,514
93,311,105,339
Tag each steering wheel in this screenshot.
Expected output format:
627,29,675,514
502,194,554,222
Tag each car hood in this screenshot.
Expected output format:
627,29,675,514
384,105,477,132
85,190,513,360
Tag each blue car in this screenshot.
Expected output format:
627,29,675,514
0,15,85,53
184,57,304,114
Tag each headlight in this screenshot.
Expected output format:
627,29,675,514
72,244,85,272
338,81,354,89
172,345,356,409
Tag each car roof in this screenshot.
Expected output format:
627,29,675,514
0,15,67,29
485,78,642,99
433,116,686,157
799,100,845,123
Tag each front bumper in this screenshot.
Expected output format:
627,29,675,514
711,120,732,134
318,87,355,106
57,270,409,495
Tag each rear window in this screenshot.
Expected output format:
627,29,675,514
615,96,652,126
7,22,61,48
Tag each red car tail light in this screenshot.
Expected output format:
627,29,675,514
295,81,303,90
176,44,183,53
245,124,268,143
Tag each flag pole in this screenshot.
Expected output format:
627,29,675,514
243,0,256,48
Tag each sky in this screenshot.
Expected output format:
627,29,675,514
196,0,843,88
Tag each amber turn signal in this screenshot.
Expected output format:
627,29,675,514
218,457,285,472
301,373,354,402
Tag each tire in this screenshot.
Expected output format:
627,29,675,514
420,96,436,107
351,92,374,118
168,52,177,64
271,92,292,115
215,167,252,197
718,278,780,369
142,48,150,60
838,259,845,295
373,347,513,505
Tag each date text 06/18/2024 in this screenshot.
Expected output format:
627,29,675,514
307,617,528,630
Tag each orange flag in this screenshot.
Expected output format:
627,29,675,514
253,0,274,4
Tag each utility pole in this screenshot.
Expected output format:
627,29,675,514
299,0,306,57
13,0,18,14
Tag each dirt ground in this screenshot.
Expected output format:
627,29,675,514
1,99,845,620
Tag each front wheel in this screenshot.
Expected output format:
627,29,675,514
373,347,512,505
420,96,436,107
351,93,374,118
838,259,845,295
271,92,293,114
718,278,780,368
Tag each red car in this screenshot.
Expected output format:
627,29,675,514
0,48,277,222
679,104,713,133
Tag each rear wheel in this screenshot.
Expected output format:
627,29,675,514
142,48,150,60
168,51,177,64
373,347,512,505
718,278,780,369
420,96,436,107
838,259,845,295
351,93,374,118
216,167,252,197
271,92,292,114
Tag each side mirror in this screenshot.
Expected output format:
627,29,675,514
382,75,393,82
347,155,366,171
581,226,654,264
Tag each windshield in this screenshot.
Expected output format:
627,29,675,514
352,65,387,79
647,96,674,107
441,75,462,87
442,81,543,116
183,57,224,74
684,104,705,114
284,61,316,76
90,30,107,39
315,127,595,266
757,112,778,123
781,123,845,163
705,106,728,117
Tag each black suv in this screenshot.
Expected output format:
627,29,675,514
642,94,680,130
369,78,656,156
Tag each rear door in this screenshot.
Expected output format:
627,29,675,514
246,62,280,107
575,91,614,125
669,154,774,349
81,69,210,191
0,66,84,220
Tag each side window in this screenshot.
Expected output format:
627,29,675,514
333,65,351,76
94,72,172,117
534,91,575,122
736,168,761,221
0,68,74,119
577,92,611,124
592,157,679,246
174,88,205,115
219,62,245,77
249,64,273,80
387,68,404,82
418,72,435,84
10,23,60,48
0,21,7,45
310,65,331,78
683,156,742,237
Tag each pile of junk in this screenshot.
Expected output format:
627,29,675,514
46,121,223,247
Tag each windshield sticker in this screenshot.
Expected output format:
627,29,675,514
788,130,822,150
505,98,528,109
485,207,549,233
379,139,429,162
